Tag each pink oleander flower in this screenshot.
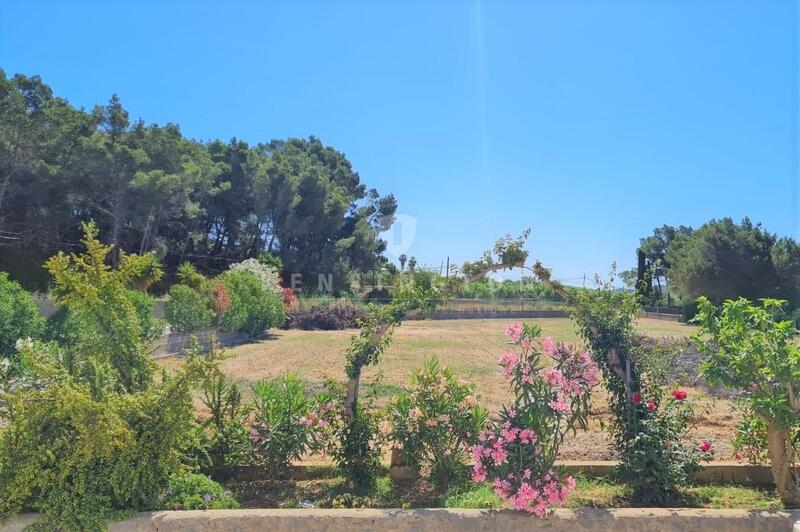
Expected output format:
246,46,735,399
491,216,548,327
472,464,487,482
497,352,519,378
493,478,513,497
490,440,508,465
501,425,519,442
519,428,537,444
631,392,642,404
298,417,311,426
699,440,712,453
505,322,524,343
548,399,569,413
646,400,657,411
249,427,262,443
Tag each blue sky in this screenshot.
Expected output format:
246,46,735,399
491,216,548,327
2,1,798,283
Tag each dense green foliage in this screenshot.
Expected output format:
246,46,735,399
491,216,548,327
45,222,159,393
0,272,44,357
248,375,325,476
0,342,215,530
0,70,396,290
166,284,215,333
218,270,285,336
0,226,223,530
546,269,709,505
453,278,562,300
694,297,800,506
386,357,487,486
638,219,800,308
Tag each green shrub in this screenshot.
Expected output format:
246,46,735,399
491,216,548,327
166,284,215,333
248,375,323,476
45,222,155,393
219,271,285,336
160,472,239,510
197,375,250,473
0,272,44,358
386,357,487,486
0,356,199,530
316,381,384,493
125,289,163,341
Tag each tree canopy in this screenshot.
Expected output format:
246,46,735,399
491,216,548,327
0,70,396,291
638,218,799,307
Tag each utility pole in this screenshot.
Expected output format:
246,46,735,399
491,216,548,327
445,256,450,278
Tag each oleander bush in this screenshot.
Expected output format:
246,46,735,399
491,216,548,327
317,380,385,492
248,375,327,476
471,323,600,515
385,357,487,486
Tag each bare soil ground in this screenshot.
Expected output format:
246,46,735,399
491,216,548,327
157,318,739,461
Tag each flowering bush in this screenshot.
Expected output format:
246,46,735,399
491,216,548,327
248,375,327,476
471,323,600,515
617,385,712,505
385,357,488,486
227,258,283,297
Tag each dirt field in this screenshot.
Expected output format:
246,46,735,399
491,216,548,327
157,318,740,461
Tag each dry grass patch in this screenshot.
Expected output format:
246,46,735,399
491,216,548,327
158,318,740,460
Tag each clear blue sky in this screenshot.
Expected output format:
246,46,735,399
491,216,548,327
2,1,798,283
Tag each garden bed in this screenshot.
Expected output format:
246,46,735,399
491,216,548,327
214,464,790,511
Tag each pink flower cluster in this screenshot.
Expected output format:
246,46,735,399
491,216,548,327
470,422,577,515
496,471,576,516
539,339,600,413
298,410,329,429
480,325,600,516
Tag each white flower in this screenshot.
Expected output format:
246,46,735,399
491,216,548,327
15,337,34,352
228,259,283,295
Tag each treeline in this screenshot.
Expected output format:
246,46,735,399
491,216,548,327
0,70,396,290
637,217,800,311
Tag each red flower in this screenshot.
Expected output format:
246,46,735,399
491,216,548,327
671,389,688,401
646,400,657,411
282,287,296,306
631,393,642,404
699,440,712,453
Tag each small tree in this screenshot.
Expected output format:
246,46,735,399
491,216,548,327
44,221,159,393
694,297,800,506
338,232,529,490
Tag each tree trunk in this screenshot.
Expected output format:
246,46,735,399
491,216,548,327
344,369,361,422
767,419,800,507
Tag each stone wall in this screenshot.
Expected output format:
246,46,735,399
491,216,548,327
5,509,799,532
